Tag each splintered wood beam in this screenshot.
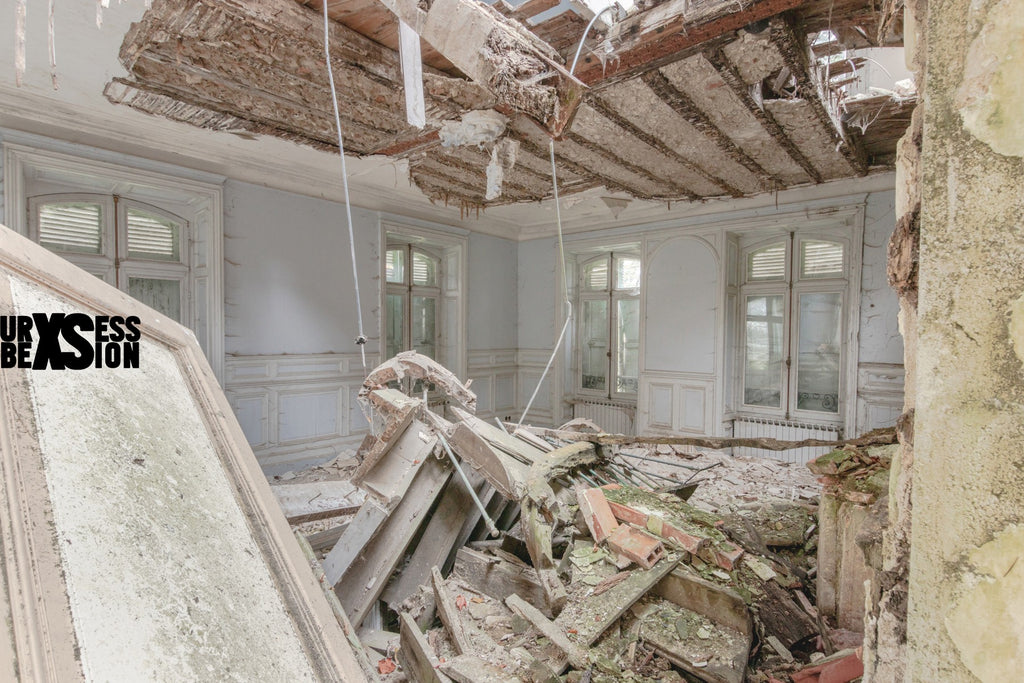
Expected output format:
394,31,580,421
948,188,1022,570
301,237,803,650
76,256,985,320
588,96,744,197
375,0,585,136
574,0,809,86
702,47,824,184
770,18,869,175
641,70,772,181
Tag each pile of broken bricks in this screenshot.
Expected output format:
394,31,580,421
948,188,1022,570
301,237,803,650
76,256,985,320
274,352,870,683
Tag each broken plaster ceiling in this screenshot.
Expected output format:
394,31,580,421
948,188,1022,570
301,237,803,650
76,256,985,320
105,0,914,211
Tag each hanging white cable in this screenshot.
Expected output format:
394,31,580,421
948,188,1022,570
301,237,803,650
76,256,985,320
519,13,621,428
569,6,616,76
517,139,572,428
323,2,368,372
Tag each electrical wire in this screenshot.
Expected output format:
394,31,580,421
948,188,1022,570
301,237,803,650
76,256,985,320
323,1,368,373
517,140,572,428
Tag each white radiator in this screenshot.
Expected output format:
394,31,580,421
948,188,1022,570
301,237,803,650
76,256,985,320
733,417,842,465
572,400,635,435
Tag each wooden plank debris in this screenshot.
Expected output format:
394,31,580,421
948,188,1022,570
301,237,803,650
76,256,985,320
452,547,552,616
505,595,588,671
556,555,682,646
335,455,452,625
431,566,472,655
399,611,452,683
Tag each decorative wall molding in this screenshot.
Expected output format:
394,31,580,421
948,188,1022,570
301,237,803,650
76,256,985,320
516,348,562,427
224,353,375,474
468,348,518,421
636,371,716,436
855,362,905,434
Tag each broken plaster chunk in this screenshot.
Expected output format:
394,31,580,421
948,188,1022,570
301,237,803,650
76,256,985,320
440,110,508,149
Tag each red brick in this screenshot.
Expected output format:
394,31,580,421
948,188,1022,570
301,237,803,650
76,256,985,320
661,522,708,554
818,649,863,683
606,525,665,569
606,500,649,527
577,488,619,543
713,542,745,571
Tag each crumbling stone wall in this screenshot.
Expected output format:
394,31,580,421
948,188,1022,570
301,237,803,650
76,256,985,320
861,3,925,680
882,0,1024,680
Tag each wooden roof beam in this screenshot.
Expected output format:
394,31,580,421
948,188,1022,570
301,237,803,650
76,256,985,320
574,0,809,87
375,0,585,136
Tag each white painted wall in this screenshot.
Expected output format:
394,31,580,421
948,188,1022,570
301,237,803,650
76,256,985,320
645,237,719,374
224,181,379,357
518,185,904,439
468,232,518,351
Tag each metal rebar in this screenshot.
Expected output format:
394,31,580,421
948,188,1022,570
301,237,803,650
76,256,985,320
437,431,500,537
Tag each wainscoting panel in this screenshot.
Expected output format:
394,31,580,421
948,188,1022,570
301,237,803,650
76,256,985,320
636,372,716,437
467,349,518,421
856,363,905,435
225,353,374,475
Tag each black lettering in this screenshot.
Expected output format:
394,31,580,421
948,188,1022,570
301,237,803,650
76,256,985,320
121,342,140,369
0,317,17,343
18,343,31,368
105,316,125,342
104,343,120,368
0,342,15,368
124,316,142,342
31,313,65,370
95,316,110,342
61,314,95,370
17,316,33,342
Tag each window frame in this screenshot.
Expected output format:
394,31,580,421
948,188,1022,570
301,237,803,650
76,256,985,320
4,141,225,382
28,193,191,325
737,231,851,424
384,242,442,361
575,251,641,402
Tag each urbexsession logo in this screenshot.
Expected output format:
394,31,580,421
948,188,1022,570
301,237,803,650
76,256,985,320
1,314,141,370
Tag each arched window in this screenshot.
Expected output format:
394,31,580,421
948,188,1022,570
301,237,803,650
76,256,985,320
577,252,641,398
29,193,190,323
740,235,847,418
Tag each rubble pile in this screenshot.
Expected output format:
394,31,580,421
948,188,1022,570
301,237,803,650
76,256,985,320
279,353,885,683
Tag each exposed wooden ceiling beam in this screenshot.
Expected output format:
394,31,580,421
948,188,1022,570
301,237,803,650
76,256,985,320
573,0,810,87
375,0,585,136
702,46,824,184
641,69,773,183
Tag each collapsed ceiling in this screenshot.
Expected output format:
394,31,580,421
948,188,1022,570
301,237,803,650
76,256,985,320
104,0,913,210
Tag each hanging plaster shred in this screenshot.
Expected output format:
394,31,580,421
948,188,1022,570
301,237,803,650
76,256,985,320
48,0,57,89
517,139,571,428
15,0,26,87
322,1,368,373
